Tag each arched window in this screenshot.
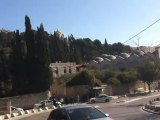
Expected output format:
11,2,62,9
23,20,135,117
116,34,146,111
64,67,67,73
55,67,58,74
69,67,72,73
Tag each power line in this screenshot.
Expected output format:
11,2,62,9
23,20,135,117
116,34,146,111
124,19,160,44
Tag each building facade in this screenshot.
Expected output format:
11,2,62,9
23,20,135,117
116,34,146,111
49,62,77,78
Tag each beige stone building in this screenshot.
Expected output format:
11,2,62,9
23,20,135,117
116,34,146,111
49,62,77,78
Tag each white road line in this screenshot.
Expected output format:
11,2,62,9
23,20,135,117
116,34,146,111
124,94,160,103
124,98,142,103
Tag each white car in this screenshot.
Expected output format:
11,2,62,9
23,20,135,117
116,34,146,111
90,94,112,103
34,100,61,109
11,106,24,113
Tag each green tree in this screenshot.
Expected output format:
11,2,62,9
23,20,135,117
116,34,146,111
117,69,138,84
25,15,35,61
11,30,26,94
57,73,76,84
137,61,160,93
102,68,118,83
103,38,109,54
93,39,102,53
25,15,36,92
93,71,103,81
0,50,12,97
107,77,120,85
33,24,52,92
67,70,95,86
51,30,65,62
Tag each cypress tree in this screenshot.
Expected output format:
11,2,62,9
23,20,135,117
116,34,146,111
34,24,52,92
25,15,36,92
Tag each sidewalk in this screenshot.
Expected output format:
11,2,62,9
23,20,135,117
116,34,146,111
142,106,160,114
141,93,160,114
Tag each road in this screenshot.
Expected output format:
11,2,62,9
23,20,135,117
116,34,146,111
13,93,160,120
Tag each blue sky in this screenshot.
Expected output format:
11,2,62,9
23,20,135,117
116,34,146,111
1,0,160,46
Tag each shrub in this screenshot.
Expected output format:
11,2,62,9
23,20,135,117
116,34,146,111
107,77,120,85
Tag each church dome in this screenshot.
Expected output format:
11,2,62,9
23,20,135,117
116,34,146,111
132,50,145,56
120,53,130,58
95,57,104,62
105,55,116,60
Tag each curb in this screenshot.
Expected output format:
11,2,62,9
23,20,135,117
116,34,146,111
142,106,160,115
0,107,53,120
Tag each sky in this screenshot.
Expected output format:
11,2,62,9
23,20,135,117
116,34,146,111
1,0,160,47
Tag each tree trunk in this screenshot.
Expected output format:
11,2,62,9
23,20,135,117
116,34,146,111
147,82,151,93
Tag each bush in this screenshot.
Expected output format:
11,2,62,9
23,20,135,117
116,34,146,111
67,70,94,86
107,77,120,85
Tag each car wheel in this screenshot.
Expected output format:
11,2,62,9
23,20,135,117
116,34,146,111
91,100,95,103
105,99,109,102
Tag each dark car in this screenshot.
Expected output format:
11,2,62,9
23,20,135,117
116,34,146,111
47,105,112,120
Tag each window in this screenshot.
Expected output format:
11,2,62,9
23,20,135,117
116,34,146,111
69,67,72,73
64,67,67,73
48,109,68,120
55,67,58,74
67,107,106,120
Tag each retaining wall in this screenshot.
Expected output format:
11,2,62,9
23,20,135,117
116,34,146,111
0,91,50,110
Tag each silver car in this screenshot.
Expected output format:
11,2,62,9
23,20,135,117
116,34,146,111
90,94,112,103
47,105,112,120
11,106,24,113
34,100,61,109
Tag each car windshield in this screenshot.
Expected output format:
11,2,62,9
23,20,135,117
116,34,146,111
67,107,106,120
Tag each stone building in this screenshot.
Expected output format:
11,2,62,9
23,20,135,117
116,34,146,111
49,62,77,78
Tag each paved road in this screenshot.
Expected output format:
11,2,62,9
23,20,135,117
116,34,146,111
98,93,160,120
13,93,160,120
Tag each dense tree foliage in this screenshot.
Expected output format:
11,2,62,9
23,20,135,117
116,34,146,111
101,68,118,83
117,69,138,84
67,70,95,86
94,68,138,85
137,61,160,93
0,16,132,97
107,77,120,85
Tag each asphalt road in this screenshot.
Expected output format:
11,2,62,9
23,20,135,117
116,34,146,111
13,93,160,120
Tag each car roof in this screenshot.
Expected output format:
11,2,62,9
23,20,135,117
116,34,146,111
61,105,94,110
99,94,108,96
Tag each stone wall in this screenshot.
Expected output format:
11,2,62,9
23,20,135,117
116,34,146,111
151,80,160,90
51,84,89,98
103,81,148,96
0,99,11,115
103,84,130,96
0,91,50,110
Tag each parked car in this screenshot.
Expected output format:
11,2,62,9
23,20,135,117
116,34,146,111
11,106,24,113
89,94,112,103
34,100,61,109
47,105,112,120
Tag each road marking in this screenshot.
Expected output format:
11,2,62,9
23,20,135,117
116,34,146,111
124,98,142,103
123,94,160,103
